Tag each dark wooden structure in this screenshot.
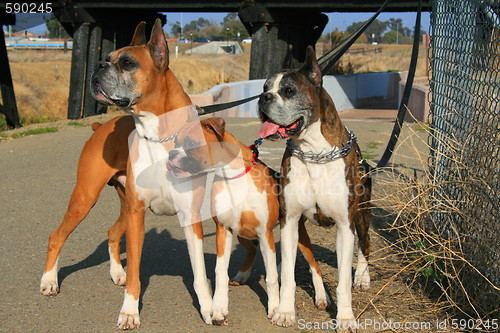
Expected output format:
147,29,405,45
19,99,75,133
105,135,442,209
0,1,430,122
0,12,21,128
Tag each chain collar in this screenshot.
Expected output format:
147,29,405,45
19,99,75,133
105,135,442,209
286,127,357,164
139,131,178,143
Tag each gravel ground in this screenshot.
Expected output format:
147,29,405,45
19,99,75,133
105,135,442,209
0,114,450,332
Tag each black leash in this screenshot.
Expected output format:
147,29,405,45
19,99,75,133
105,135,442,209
197,94,260,115
318,0,392,75
374,0,422,170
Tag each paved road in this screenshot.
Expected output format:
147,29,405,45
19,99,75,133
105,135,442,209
0,115,429,332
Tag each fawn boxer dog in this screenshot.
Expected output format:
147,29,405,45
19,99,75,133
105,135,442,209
258,46,372,331
168,117,280,324
40,19,214,329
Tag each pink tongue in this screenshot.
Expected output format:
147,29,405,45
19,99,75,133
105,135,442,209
259,121,281,138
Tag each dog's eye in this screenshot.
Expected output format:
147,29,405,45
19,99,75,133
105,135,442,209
263,83,269,91
283,87,295,96
120,58,133,68
184,137,200,150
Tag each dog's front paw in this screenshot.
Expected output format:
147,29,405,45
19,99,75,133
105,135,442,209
40,273,59,296
117,312,140,330
315,293,331,310
271,309,295,327
353,273,370,290
211,312,228,326
110,267,127,286
200,302,213,325
211,298,228,326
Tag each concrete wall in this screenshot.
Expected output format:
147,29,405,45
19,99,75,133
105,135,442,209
398,80,430,123
189,71,426,119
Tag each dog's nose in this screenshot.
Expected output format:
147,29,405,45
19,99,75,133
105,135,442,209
261,92,274,103
96,61,109,70
169,150,179,161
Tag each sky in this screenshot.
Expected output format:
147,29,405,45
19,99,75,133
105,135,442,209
21,11,431,36
163,11,431,34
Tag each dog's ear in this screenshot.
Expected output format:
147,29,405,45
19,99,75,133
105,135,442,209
203,117,226,141
298,45,322,87
281,44,294,70
130,21,147,46
147,19,169,69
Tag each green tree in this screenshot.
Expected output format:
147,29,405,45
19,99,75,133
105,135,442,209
320,28,349,45
221,13,249,40
386,18,403,32
45,14,70,38
170,21,182,38
383,30,403,44
346,19,387,43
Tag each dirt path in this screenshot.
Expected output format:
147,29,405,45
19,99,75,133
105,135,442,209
0,115,450,332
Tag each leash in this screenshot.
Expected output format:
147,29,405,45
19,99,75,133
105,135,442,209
374,0,422,170
318,0,392,75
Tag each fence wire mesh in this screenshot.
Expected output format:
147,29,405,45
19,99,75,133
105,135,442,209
429,0,499,316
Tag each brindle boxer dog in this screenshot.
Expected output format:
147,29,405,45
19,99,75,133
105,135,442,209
258,46,372,332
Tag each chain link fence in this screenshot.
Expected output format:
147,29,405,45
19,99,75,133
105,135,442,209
429,0,499,318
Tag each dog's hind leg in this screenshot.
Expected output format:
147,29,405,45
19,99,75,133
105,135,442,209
354,174,371,290
297,217,331,310
353,206,371,290
107,183,127,286
40,165,114,295
230,236,258,286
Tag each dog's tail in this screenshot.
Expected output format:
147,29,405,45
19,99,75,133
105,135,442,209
91,122,102,132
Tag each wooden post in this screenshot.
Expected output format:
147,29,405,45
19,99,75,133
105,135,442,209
67,23,90,119
83,23,102,117
0,15,21,128
96,23,115,115
239,5,328,79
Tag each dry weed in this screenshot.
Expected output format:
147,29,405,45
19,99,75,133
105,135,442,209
370,111,499,332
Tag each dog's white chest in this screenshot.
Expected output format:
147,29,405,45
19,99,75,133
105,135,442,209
131,113,177,215
284,121,350,224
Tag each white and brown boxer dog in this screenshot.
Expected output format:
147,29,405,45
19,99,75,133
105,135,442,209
40,19,215,329
258,46,372,331
168,117,280,324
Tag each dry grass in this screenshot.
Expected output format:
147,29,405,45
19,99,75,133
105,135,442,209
317,43,429,78
2,43,421,129
369,113,499,331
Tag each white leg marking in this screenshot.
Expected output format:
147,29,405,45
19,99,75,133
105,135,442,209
211,229,232,325
310,266,331,310
117,291,140,329
259,236,280,319
109,247,126,286
40,256,59,295
183,225,213,324
336,222,357,331
272,217,299,327
354,246,370,290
